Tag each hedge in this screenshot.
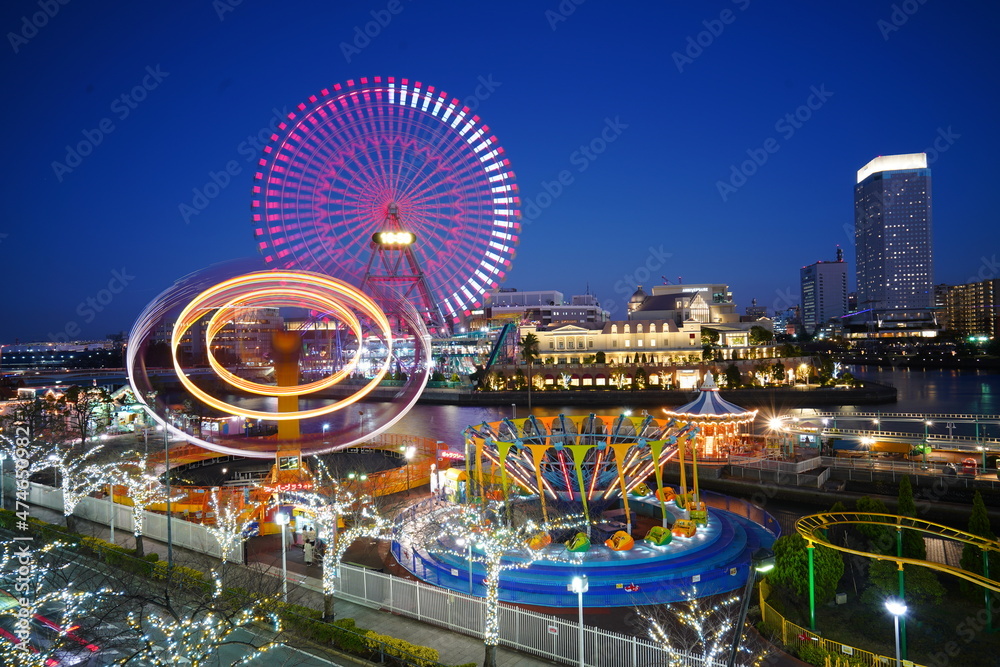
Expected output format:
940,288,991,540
364,630,440,667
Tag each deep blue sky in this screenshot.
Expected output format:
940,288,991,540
2,0,998,343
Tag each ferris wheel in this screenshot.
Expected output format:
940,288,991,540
251,76,520,329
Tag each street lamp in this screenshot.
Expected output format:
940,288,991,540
456,537,473,594
400,445,416,495
885,598,907,667
569,575,589,667
322,423,330,436
276,512,290,602
727,548,775,667
861,436,875,467
48,454,60,488
0,452,6,511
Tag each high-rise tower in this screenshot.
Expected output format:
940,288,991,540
800,247,848,334
854,153,934,311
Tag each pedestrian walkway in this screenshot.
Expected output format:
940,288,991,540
25,503,559,667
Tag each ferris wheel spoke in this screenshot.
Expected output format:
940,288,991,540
253,77,519,323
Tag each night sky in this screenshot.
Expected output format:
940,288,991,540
2,0,998,344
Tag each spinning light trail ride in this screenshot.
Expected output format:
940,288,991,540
251,76,521,332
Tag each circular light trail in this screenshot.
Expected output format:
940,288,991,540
170,271,392,420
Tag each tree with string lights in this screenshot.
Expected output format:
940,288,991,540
629,588,770,667
105,456,177,557
404,500,584,667
44,444,107,533
205,487,256,565
121,571,284,666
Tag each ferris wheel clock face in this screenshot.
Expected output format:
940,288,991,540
252,76,521,323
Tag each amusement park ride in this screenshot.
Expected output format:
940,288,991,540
124,76,777,611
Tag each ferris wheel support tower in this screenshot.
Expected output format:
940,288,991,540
361,202,448,336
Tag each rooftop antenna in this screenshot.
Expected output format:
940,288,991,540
661,275,671,285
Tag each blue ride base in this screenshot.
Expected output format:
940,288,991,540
392,494,779,608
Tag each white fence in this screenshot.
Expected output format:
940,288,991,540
2,474,729,667
5,475,235,561
333,563,725,667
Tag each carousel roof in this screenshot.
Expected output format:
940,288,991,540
665,372,757,421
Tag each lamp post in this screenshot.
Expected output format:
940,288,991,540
511,403,516,420
400,445,416,495
48,453,60,488
923,420,932,465
0,452,6,510
276,512,290,602
164,425,173,569
885,598,907,667
322,423,330,437
456,537,473,594
569,575,588,667
727,548,775,667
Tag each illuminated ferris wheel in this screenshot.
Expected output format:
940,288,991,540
251,76,521,330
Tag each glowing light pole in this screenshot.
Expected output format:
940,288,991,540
0,451,6,510
276,512,290,602
727,548,775,667
569,575,589,667
885,598,907,667
400,445,416,495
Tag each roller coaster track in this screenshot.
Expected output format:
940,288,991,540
796,511,1000,592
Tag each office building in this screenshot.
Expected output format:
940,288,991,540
800,248,848,334
854,153,934,312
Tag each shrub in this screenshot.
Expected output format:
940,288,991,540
331,619,369,655
364,630,439,667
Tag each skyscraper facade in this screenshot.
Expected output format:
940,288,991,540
854,153,934,312
800,247,848,334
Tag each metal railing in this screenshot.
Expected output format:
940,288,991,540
759,581,927,667
334,562,725,667
14,476,233,560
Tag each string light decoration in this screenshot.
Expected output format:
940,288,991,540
633,588,767,667
205,488,257,564
401,501,584,666
286,457,361,620
53,460,109,532
125,573,283,666
106,457,180,557
0,542,118,667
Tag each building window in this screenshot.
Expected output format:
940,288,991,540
625,340,631,348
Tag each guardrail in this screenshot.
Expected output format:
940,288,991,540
759,581,927,667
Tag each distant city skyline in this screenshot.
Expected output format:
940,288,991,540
2,1,999,343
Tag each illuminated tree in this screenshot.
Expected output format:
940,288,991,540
48,385,113,448
405,501,583,667
124,573,283,666
631,589,768,667
205,488,255,565
106,457,176,556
